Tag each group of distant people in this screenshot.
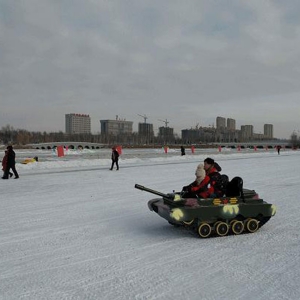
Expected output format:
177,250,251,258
2,145,19,179
182,157,224,199
1,145,121,179
0,144,282,182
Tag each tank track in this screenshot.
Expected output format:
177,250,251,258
169,216,272,238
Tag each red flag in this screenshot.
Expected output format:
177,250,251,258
57,145,64,157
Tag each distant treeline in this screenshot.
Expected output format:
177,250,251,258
0,124,182,146
1,124,299,147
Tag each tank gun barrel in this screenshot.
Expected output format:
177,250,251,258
135,184,173,199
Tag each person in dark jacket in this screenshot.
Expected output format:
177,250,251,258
277,145,282,155
2,145,19,179
203,157,221,197
110,147,119,170
180,146,185,156
2,150,13,178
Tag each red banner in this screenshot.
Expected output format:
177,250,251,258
57,145,64,157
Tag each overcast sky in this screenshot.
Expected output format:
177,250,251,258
1,0,299,139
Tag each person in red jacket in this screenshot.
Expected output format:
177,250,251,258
203,157,222,197
182,158,224,198
189,163,210,197
181,164,210,198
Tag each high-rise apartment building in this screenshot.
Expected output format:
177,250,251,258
241,125,253,141
100,117,133,135
65,113,91,134
264,124,273,139
216,116,226,129
138,123,154,137
138,123,154,144
227,118,236,131
158,126,174,143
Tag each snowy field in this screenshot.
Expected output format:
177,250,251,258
1,147,300,300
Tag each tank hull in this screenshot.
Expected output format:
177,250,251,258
147,189,276,237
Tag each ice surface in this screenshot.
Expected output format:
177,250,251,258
0,147,299,300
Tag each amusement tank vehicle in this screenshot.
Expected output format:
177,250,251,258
135,177,277,238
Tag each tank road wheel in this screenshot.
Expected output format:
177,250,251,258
231,220,244,235
215,222,229,237
198,223,212,238
246,218,259,233
214,221,222,230
229,220,236,226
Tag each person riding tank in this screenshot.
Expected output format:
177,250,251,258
203,157,222,198
181,163,210,198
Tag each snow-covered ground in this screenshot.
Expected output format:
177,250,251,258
1,148,299,300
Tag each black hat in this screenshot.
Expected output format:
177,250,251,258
204,157,214,165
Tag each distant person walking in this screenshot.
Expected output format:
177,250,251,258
2,150,13,178
277,145,282,155
181,146,185,156
2,145,19,179
110,147,119,170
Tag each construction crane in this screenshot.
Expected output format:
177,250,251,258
138,114,148,123
158,119,169,127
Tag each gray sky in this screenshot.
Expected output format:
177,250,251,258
1,0,299,139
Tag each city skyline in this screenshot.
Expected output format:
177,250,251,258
1,1,300,139
65,113,277,140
